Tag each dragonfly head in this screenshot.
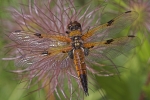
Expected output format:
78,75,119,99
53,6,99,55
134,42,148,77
67,21,82,37
67,21,82,31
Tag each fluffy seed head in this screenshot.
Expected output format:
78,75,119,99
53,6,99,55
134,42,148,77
108,0,150,34
128,0,150,32
3,0,109,100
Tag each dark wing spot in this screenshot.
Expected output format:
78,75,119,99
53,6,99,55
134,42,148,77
91,46,94,48
15,30,21,32
42,51,50,55
62,50,68,53
125,11,131,13
34,33,42,38
107,19,114,26
87,46,94,49
128,35,135,37
105,39,114,44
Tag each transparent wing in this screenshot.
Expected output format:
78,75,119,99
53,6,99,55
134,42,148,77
7,30,87,100
8,30,70,51
82,11,139,42
10,46,85,100
85,35,140,75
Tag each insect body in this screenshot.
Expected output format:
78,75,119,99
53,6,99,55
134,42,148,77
67,21,89,96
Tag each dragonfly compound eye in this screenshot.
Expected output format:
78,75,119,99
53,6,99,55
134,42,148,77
68,21,81,31
70,26,75,31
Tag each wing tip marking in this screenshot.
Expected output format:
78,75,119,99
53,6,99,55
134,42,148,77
107,19,114,26
15,30,22,32
125,11,132,13
128,35,135,37
105,39,114,44
34,33,43,38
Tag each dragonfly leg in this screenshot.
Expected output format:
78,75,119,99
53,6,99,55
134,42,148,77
68,49,74,59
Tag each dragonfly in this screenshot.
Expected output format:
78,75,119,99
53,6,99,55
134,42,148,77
9,11,139,96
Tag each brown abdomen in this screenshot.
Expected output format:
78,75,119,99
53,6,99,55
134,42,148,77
73,49,86,76
73,48,89,96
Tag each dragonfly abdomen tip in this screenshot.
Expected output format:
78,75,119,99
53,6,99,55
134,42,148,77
80,74,89,96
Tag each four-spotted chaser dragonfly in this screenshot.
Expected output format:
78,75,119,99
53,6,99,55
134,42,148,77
9,11,139,96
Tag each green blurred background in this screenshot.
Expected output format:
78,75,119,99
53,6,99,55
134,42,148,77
0,0,150,100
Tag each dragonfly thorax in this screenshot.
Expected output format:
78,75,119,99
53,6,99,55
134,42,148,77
68,30,82,37
71,36,83,49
